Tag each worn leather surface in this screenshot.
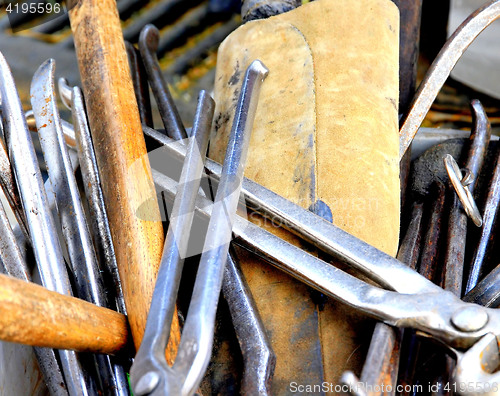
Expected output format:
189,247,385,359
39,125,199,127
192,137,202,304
210,0,400,392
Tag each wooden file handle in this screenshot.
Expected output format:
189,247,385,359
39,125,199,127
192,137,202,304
67,0,180,361
0,274,129,354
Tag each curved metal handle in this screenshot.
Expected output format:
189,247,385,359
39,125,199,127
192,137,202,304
399,0,500,158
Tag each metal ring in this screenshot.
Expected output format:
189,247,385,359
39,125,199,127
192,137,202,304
444,154,483,227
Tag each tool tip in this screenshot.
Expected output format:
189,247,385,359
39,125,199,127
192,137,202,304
248,60,269,80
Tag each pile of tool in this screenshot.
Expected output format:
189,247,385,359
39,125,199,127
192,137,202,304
3,0,500,395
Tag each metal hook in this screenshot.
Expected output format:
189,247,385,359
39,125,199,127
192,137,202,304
444,154,483,227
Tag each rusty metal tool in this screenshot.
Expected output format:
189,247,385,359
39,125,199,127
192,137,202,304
396,0,423,214
341,202,424,396
68,0,180,362
0,191,68,395
139,24,187,140
464,143,500,303
465,131,500,294
0,50,94,396
397,183,447,394
31,59,130,396
444,100,490,295
465,263,500,308
126,42,154,128
131,59,268,396
399,0,500,159
222,251,276,396
0,129,28,239
59,78,127,316
418,181,446,283
424,100,492,395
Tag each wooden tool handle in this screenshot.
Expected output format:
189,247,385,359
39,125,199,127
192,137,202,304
68,0,180,361
0,274,129,354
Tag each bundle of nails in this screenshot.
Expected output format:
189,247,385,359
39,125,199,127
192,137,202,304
3,1,500,395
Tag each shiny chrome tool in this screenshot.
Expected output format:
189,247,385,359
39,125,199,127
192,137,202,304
146,126,500,394
0,166,68,396
31,59,129,396
59,66,276,395
131,60,269,396
58,77,127,316
0,50,93,396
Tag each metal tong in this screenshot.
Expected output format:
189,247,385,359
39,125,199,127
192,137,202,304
142,124,500,393
50,1,500,387
130,60,269,396
55,69,500,393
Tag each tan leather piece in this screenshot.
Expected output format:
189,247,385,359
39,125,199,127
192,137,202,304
210,0,399,389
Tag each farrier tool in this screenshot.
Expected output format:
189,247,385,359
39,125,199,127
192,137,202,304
132,27,276,394
60,51,276,395
142,125,500,394
399,0,500,158
48,92,500,394
130,59,268,396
